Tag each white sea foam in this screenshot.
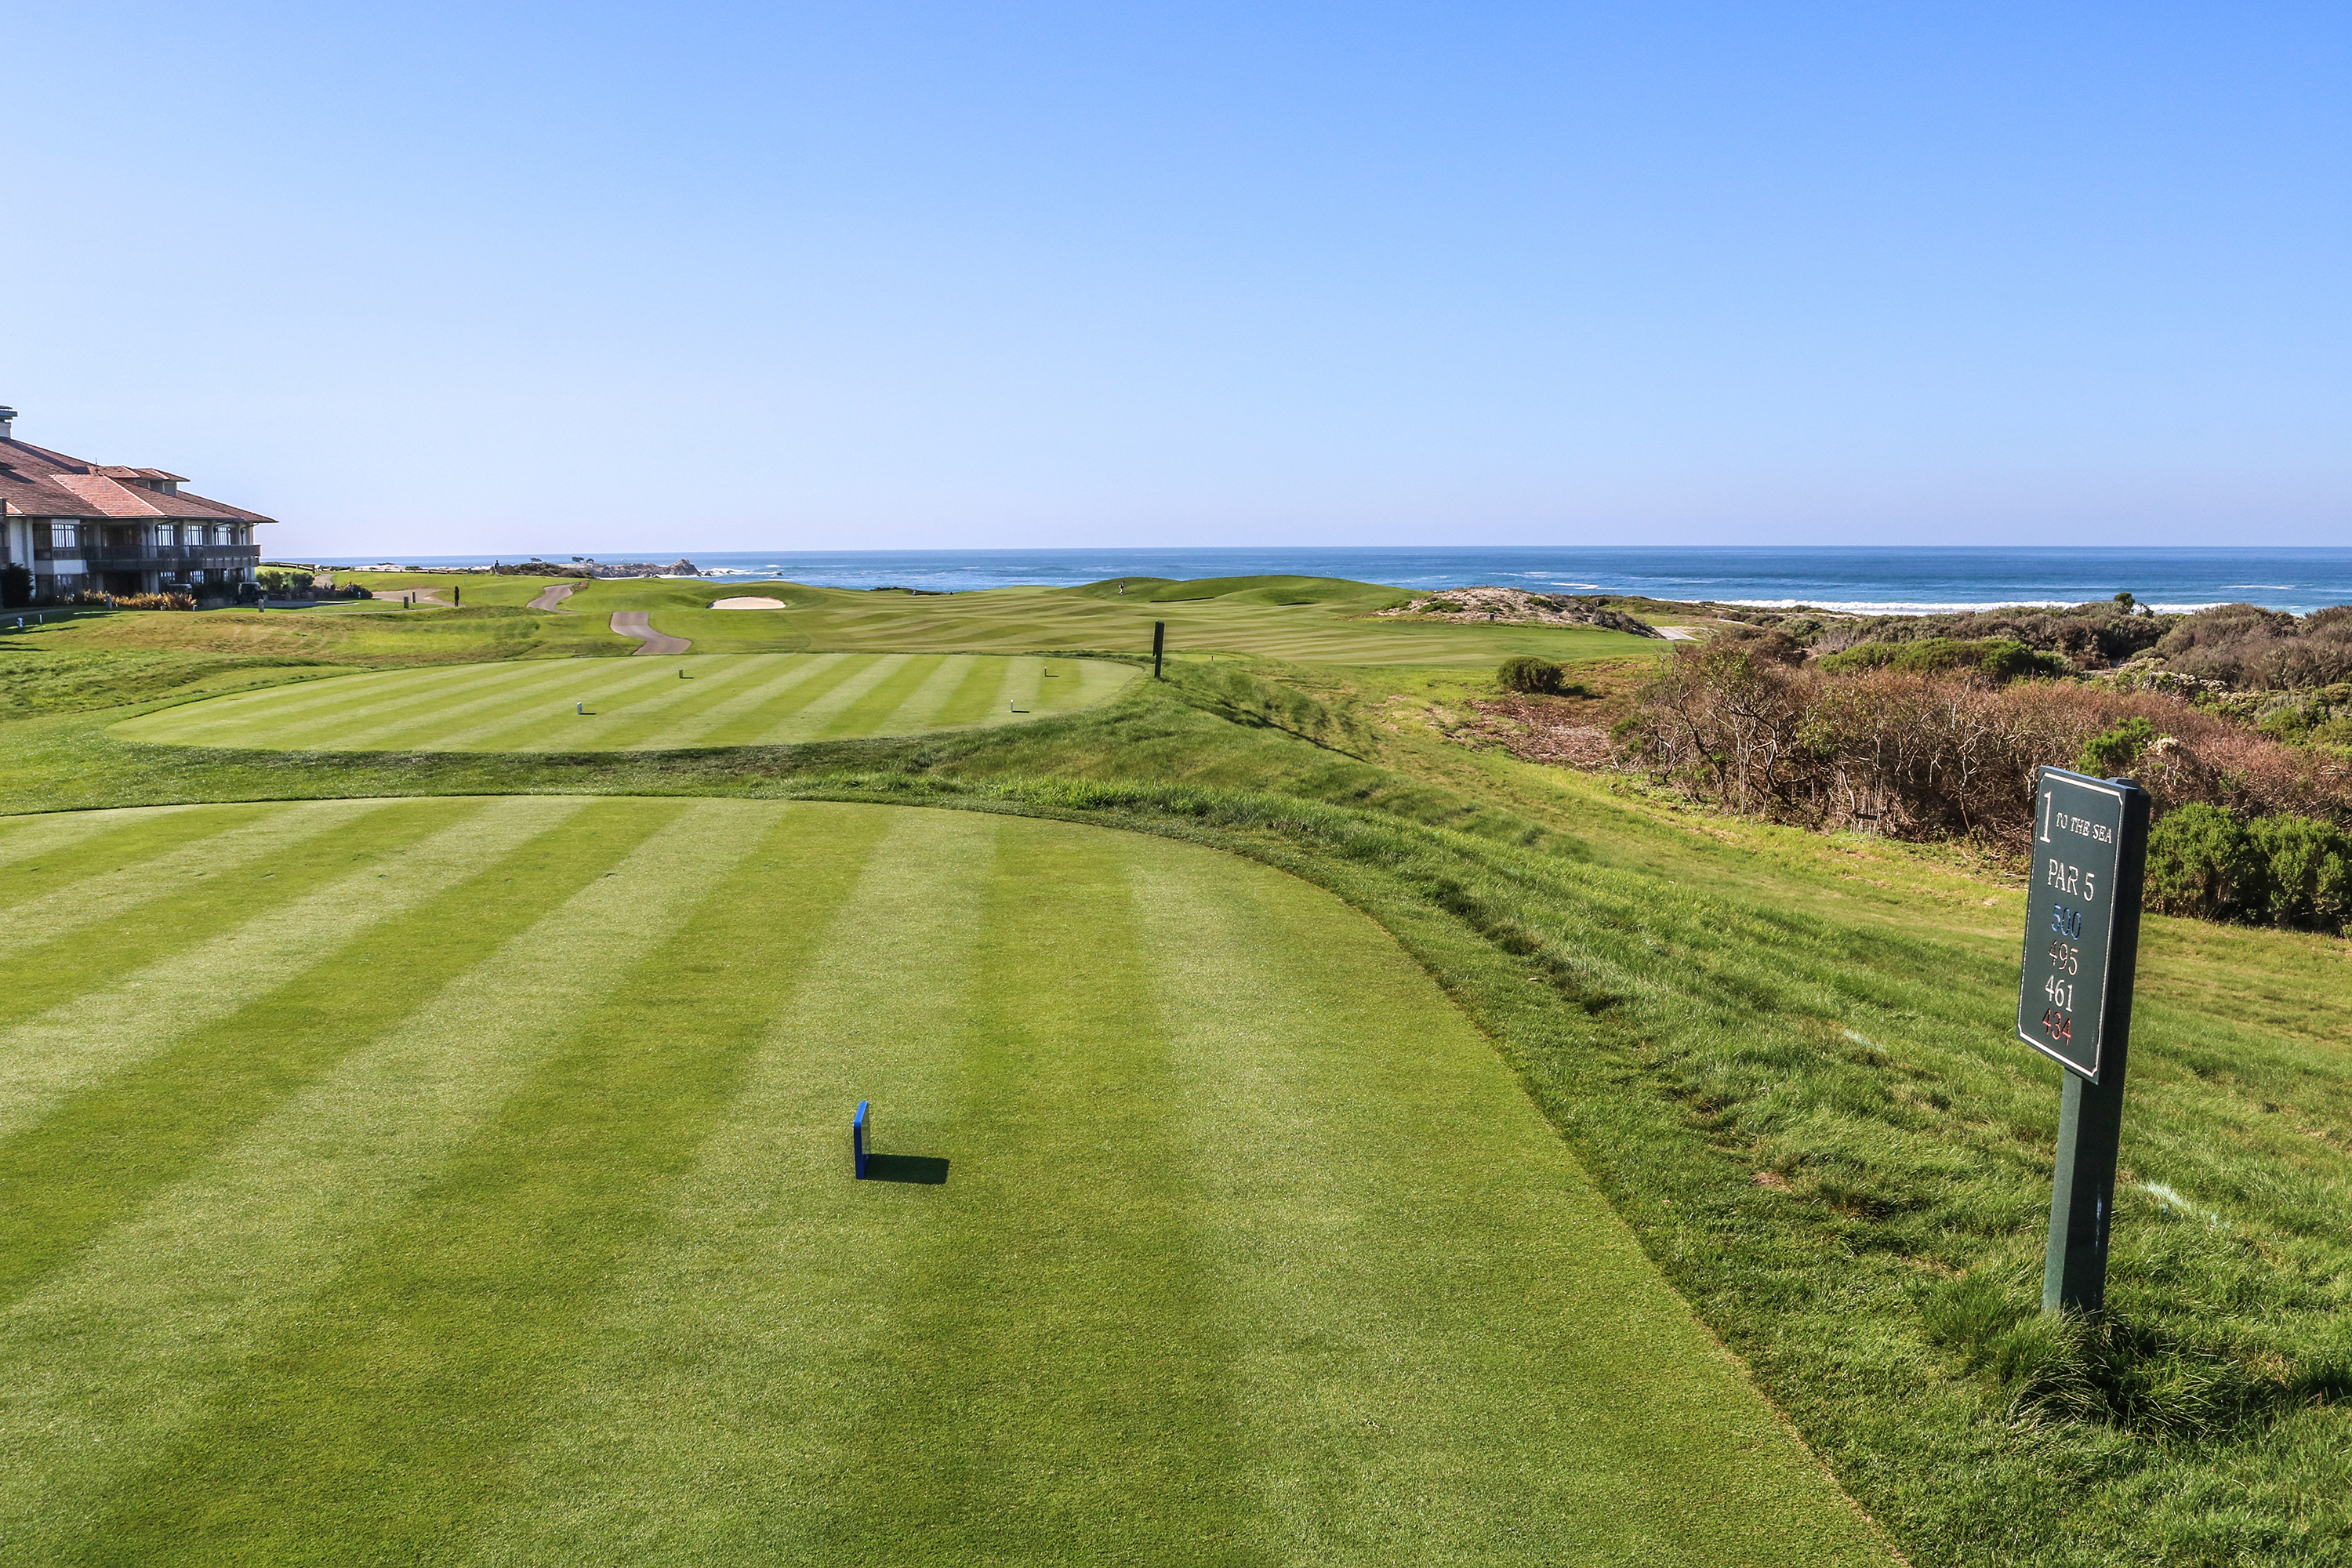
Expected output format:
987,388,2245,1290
1717,598,2234,615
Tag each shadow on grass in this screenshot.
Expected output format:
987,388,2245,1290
866,1153,951,1185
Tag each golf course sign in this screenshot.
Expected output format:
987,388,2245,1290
2018,764,2152,1314
2017,767,2145,1081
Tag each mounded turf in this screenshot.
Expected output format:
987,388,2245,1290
0,797,1892,1566
109,652,1139,753
412,574,1669,666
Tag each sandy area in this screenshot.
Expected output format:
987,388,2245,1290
711,596,788,610
1374,584,1664,637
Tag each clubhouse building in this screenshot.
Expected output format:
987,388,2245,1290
0,407,272,597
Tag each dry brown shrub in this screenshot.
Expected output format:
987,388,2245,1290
1619,645,2352,844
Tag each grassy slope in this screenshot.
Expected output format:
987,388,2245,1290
2,601,628,672
340,571,573,608
3,601,2348,1564
112,653,1141,753
0,797,1889,1566
535,575,1666,665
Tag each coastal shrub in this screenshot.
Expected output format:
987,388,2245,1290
1817,637,2064,683
1496,655,1566,695
1718,626,1806,665
2153,602,2352,688
2246,814,2352,930
2076,716,2156,776
1621,646,2352,857
2140,806,2350,931
1809,601,2170,666
2144,804,2262,921
0,563,31,609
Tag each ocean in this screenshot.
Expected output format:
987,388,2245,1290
313,546,2352,615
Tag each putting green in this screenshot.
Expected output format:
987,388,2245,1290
109,652,1138,752
0,798,1894,1566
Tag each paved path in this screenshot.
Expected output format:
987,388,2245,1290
526,583,579,612
610,611,691,655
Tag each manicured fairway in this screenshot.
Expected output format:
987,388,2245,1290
109,652,1138,752
0,798,1893,1566
467,576,1671,666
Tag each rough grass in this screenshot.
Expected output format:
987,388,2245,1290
0,797,1890,1566
14,602,630,666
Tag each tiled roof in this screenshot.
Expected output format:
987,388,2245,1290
0,437,272,524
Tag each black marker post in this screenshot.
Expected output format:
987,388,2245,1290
1152,620,1166,681
2017,766,2151,1314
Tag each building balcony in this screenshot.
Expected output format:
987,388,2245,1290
38,543,260,569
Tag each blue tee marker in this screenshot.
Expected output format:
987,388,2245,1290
852,1100,872,1179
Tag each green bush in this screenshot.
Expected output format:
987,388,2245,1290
255,568,316,596
2076,715,2156,776
1496,655,1566,695
2246,815,2352,930
2144,803,2263,921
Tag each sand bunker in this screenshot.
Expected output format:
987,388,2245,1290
711,596,788,610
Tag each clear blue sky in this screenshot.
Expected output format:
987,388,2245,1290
9,2,2347,554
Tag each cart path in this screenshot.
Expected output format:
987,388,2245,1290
526,583,579,612
610,611,691,655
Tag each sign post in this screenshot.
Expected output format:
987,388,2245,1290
1152,621,1166,681
852,1100,872,1180
2016,766,2151,1314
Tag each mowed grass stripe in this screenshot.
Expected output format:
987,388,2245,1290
524,652,776,750
813,652,949,739
1000,654,1051,717
0,796,391,957
918,652,1021,728
111,654,1144,753
0,802,454,1023
279,661,597,750
109,669,381,735
619,652,851,750
577,652,786,748
68,802,891,1563
0,804,203,885
688,651,898,746
744,652,916,745
869,648,998,734
0,799,647,1312
0,799,577,1130
458,807,1002,1563
143,660,528,741
804,822,1271,1563
343,657,633,741
407,657,694,751
0,799,769,1557
1127,855,1899,1566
